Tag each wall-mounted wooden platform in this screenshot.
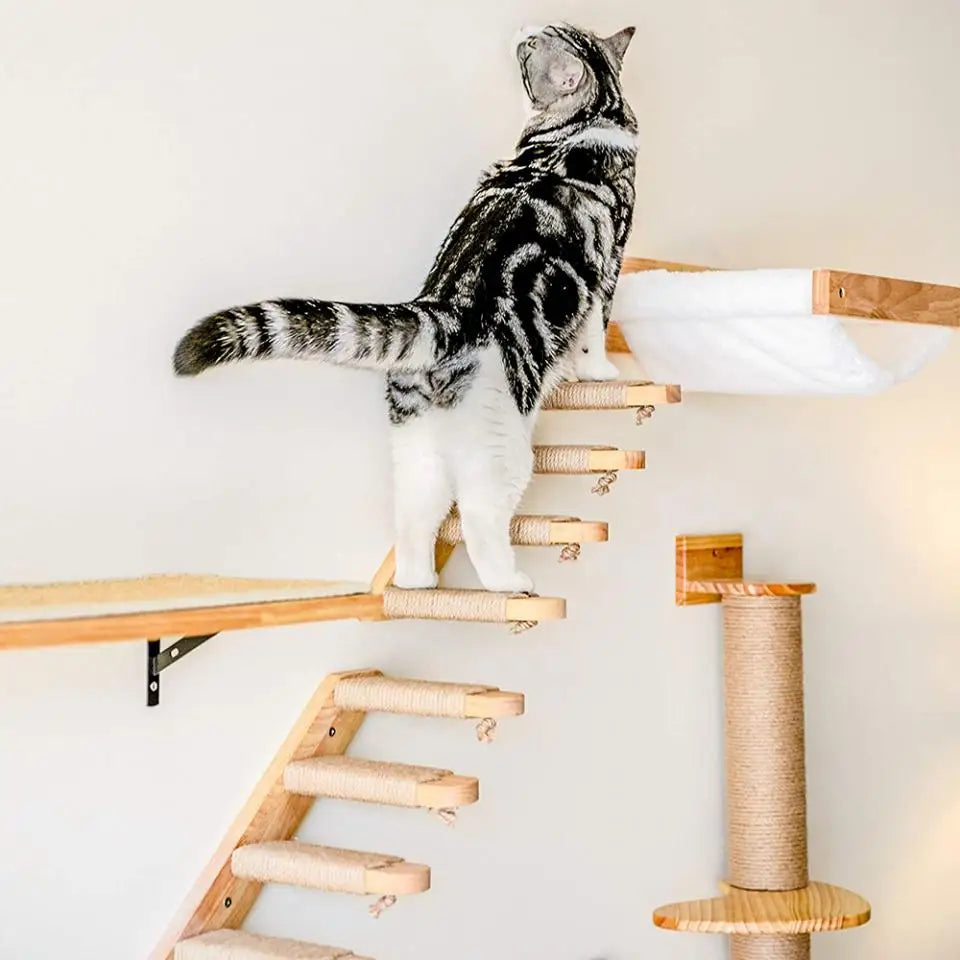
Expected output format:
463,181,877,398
675,534,815,605
0,574,380,650
608,256,960,353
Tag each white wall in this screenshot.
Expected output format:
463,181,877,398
0,1,957,958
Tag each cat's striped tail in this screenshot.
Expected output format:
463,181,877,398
173,298,455,376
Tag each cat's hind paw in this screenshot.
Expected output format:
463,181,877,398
574,355,620,381
392,568,439,590
480,570,535,594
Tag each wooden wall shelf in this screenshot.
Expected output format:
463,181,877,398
608,256,960,354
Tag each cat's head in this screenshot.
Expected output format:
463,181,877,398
515,23,635,125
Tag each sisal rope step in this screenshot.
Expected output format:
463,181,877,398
533,445,645,495
282,756,479,813
174,930,370,960
381,587,564,631
542,380,680,422
231,841,430,899
437,513,607,561
333,674,523,741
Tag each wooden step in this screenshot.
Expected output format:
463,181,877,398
332,673,524,720
231,841,430,896
533,445,645,474
283,756,479,810
543,379,680,410
381,587,564,625
653,882,871,935
174,930,370,960
438,513,608,548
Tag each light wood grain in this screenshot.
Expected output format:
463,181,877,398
621,257,710,273
676,533,744,606
503,594,566,622
0,591,381,651
547,520,609,544
416,774,479,808
687,579,817,598
462,690,525,718
150,669,377,960
589,448,645,471
653,881,871,934
366,861,432,896
814,269,960,327
369,550,396,595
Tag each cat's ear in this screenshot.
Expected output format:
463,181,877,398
602,26,635,68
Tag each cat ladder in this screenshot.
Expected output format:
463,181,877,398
151,669,525,959
654,534,871,959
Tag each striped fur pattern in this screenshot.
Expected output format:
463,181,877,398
174,23,637,592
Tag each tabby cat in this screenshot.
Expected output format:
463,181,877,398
174,23,637,593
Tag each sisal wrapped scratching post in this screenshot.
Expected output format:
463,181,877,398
654,535,870,952
723,594,809,960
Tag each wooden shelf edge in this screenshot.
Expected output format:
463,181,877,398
0,592,383,651
609,258,960,354
687,579,817,598
652,881,871,935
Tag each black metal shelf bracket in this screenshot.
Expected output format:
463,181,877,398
146,633,218,706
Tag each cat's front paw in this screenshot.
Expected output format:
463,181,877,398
574,355,621,381
481,570,535,594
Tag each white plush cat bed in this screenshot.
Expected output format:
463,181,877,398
612,268,954,394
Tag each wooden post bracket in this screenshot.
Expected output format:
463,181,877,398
675,533,817,606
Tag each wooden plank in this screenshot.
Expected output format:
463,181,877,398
653,881,871,934
687,579,817,598
0,592,382,651
462,690,525,718
621,256,710,273
588,448,645,472
676,533,744,606
150,669,378,960
546,520,609,545
369,550,396,595
814,268,960,327
415,774,479,809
